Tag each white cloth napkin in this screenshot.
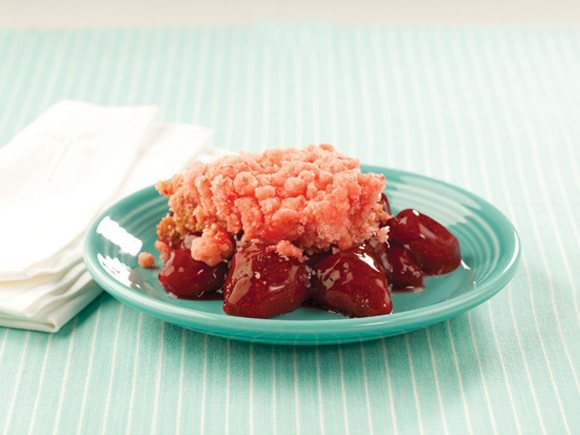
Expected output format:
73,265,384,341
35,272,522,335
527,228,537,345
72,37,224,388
0,101,222,332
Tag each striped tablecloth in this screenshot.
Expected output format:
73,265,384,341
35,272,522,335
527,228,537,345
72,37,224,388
1,26,579,434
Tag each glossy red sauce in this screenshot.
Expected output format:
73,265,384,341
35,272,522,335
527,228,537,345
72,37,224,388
157,208,461,318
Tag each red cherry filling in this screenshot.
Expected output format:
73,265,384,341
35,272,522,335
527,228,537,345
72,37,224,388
310,246,393,317
364,236,424,291
159,249,228,299
364,236,389,274
387,209,461,275
223,244,310,318
156,201,461,317
380,192,392,217
384,242,424,290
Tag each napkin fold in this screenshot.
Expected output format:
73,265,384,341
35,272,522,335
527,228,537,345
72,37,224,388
0,101,222,332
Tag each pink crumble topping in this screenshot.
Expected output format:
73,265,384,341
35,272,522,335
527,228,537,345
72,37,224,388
138,252,156,268
157,144,389,265
154,240,172,262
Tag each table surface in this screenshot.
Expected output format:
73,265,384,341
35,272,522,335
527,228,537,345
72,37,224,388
1,26,580,435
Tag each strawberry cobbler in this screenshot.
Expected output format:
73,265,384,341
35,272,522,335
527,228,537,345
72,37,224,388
150,144,461,319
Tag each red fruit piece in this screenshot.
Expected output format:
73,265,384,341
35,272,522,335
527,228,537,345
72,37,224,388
159,249,228,298
310,246,392,317
223,244,310,318
380,192,392,216
305,250,333,270
387,209,461,275
384,243,424,290
364,236,389,274
364,236,424,291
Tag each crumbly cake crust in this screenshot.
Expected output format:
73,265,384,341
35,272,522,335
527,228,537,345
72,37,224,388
156,144,389,266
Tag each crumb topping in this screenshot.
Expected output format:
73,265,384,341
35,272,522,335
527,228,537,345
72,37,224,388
157,144,389,265
138,252,156,268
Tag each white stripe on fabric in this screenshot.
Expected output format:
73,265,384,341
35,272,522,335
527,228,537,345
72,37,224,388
0,36,41,141
525,34,580,311
353,29,376,162
482,32,572,433
426,32,496,434
225,340,231,435
380,339,398,435
323,32,339,146
461,35,548,435
271,345,277,435
486,303,523,434
504,32,580,397
138,30,167,106
106,30,133,105
191,28,211,125
208,28,228,129
425,329,449,435
546,35,580,194
446,320,474,435
125,312,144,435
249,343,254,435
71,31,107,100
277,33,289,149
422,29,455,183
101,305,125,435
402,32,432,176
337,346,350,435
468,313,498,435
224,32,242,152
386,32,413,169
337,33,357,157
151,321,165,435
0,35,25,115
259,33,272,149
308,40,321,144
315,347,325,435
122,29,154,105
359,343,375,435
293,35,303,147
199,334,208,435
370,28,395,165
446,33,523,434
404,334,424,435
64,31,136,435
54,317,80,435
0,330,8,367
27,334,53,435
74,304,103,435
176,328,186,435
172,29,203,122
156,28,183,116
2,331,30,435
293,346,300,435
12,34,72,134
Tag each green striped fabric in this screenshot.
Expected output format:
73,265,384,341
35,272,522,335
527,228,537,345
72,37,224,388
1,26,580,434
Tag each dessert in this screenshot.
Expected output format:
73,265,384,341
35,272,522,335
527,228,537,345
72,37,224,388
153,145,461,318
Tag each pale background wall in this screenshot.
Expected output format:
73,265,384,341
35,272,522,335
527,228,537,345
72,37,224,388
1,0,579,28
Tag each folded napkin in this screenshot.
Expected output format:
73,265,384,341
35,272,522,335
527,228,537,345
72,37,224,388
0,101,222,332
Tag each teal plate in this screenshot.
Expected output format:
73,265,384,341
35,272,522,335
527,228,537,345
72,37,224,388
84,165,520,345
